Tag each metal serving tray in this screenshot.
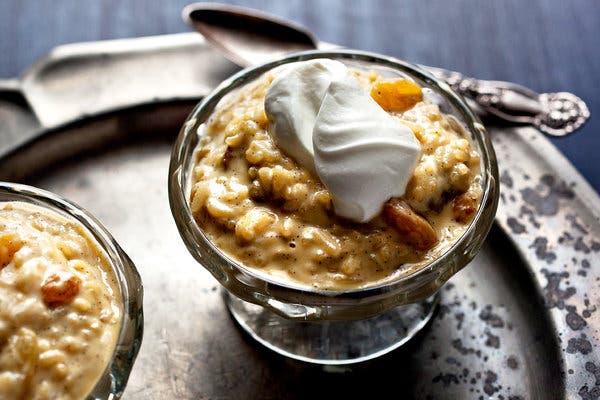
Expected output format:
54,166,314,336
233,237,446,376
0,33,598,399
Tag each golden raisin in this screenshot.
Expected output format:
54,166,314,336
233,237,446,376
383,198,438,251
41,272,81,306
452,191,479,223
0,233,23,268
371,79,423,112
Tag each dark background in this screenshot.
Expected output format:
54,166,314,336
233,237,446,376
1,0,598,192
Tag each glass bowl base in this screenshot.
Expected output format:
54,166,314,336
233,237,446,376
224,291,439,365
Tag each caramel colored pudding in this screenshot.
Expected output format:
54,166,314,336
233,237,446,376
0,202,122,400
189,68,481,290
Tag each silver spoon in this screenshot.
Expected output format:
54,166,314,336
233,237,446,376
183,2,589,137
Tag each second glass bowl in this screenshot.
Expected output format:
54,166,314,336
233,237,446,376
169,50,498,364
0,182,144,398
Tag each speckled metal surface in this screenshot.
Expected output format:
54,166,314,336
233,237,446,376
491,126,600,398
0,35,597,399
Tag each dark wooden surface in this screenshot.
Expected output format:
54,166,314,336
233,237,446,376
1,0,598,192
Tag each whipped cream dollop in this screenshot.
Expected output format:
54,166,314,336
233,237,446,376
264,59,347,174
265,59,421,222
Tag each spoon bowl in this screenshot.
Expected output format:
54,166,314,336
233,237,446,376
183,2,317,67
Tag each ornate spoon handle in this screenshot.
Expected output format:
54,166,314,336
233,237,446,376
426,66,590,136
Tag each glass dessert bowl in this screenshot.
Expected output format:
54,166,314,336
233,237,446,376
169,50,498,364
0,182,143,399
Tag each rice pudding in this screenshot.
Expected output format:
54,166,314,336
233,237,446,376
188,61,482,290
0,202,122,400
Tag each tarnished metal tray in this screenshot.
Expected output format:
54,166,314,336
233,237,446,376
1,34,598,399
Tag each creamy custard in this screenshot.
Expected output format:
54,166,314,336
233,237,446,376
189,67,481,290
0,202,122,400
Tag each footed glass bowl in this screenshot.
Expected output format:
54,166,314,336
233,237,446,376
0,182,144,398
169,50,498,364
